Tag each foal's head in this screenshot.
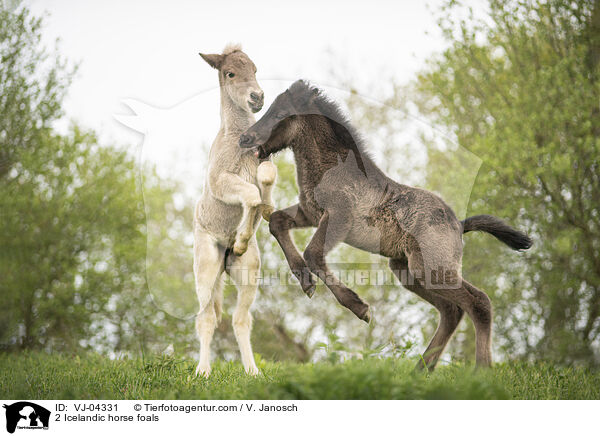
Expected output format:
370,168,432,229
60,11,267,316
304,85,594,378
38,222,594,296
239,80,327,158
200,44,264,113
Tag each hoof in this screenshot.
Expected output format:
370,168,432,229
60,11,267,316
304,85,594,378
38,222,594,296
246,366,260,377
233,240,248,256
195,363,211,378
257,161,277,186
295,268,316,298
303,283,316,298
359,306,371,324
261,204,274,222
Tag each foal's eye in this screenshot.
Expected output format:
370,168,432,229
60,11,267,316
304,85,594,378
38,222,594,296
226,72,235,78
276,112,286,120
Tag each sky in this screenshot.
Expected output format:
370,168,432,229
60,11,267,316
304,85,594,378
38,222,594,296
28,0,452,148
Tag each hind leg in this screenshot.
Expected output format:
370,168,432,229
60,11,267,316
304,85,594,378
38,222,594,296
405,252,492,367
390,258,464,371
430,281,492,367
193,226,225,377
427,277,492,367
460,280,492,366
227,236,260,375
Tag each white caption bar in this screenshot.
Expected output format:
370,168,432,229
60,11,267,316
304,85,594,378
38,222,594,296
0,400,597,436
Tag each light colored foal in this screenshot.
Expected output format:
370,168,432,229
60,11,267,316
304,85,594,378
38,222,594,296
193,44,276,377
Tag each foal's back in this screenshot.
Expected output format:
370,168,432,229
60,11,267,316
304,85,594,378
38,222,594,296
294,116,463,264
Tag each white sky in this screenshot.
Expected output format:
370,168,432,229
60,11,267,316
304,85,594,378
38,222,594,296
28,0,452,148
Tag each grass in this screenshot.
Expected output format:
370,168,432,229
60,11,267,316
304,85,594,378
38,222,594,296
0,352,598,400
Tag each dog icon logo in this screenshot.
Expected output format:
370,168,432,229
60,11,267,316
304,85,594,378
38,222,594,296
3,402,50,434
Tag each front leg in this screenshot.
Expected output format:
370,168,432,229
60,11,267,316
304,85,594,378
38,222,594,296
234,205,259,256
233,162,278,255
211,172,261,255
257,160,277,221
269,204,317,297
303,209,371,323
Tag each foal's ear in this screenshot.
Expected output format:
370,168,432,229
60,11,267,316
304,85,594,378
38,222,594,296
199,53,224,69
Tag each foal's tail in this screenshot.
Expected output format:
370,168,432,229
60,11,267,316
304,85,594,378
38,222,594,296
462,215,533,251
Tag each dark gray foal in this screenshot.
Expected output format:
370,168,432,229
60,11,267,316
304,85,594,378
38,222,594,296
239,80,532,369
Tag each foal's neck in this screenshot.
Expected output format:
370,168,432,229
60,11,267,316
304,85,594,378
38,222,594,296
291,116,375,187
292,117,349,165
291,119,345,182
220,91,254,135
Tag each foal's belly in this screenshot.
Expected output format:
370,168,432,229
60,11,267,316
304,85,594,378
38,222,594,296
344,220,393,256
298,190,396,256
195,196,243,246
195,191,260,248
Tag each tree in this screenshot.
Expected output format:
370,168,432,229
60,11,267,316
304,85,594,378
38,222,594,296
0,2,195,355
1,127,142,350
411,0,600,364
0,0,74,179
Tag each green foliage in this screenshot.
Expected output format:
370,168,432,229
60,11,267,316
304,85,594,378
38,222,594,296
0,1,196,356
0,0,75,178
0,127,136,349
2,352,599,399
411,0,600,364
0,123,195,355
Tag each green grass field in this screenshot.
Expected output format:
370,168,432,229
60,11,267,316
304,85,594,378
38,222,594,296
1,352,598,400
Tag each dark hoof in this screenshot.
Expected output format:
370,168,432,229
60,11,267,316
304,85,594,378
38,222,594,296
293,267,316,298
341,288,371,323
303,282,316,298
359,306,371,323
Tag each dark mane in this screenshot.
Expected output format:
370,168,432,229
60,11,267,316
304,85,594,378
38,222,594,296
288,80,373,161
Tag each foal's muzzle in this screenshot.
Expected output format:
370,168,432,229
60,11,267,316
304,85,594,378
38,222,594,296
248,91,264,113
239,133,257,148
239,133,265,159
